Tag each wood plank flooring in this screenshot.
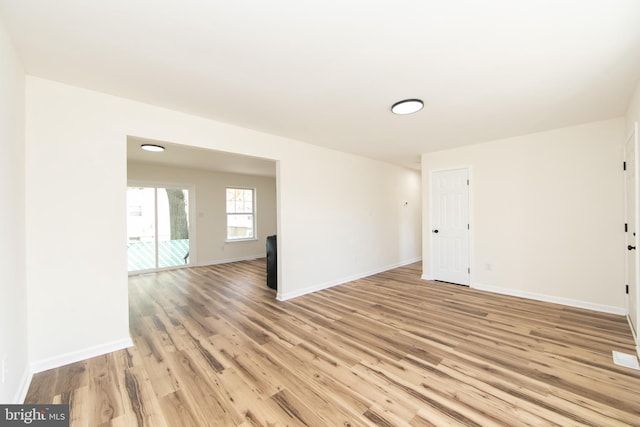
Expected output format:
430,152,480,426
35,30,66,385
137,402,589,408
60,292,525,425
26,260,640,426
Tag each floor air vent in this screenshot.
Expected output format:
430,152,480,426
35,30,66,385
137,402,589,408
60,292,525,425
612,351,640,370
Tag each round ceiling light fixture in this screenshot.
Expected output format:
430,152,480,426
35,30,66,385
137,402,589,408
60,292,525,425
140,144,165,152
391,98,424,115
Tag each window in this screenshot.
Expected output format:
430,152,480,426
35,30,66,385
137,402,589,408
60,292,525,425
226,188,255,240
127,186,191,272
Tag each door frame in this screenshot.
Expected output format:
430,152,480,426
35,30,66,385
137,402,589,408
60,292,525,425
624,122,640,357
127,180,197,275
429,166,472,286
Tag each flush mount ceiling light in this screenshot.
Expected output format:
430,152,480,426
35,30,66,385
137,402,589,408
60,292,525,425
140,144,165,152
391,99,424,115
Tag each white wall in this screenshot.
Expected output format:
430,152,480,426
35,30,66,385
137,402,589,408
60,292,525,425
25,77,422,368
0,17,28,403
422,118,625,314
127,162,277,266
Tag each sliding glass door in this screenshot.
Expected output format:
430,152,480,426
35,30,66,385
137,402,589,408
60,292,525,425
127,186,191,273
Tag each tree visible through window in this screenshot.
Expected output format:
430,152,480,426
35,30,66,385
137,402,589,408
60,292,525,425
127,186,190,272
226,188,255,240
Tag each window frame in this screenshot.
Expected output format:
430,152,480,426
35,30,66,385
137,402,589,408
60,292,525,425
225,187,257,242
126,180,196,274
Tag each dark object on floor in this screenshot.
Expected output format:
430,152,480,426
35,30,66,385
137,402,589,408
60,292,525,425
266,235,277,290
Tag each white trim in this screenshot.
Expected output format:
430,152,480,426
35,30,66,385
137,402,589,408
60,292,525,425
14,368,33,404
628,312,638,337
131,254,265,274
625,121,640,360
126,181,197,269
225,237,259,243
197,254,263,267
627,315,640,359
128,263,190,276
30,337,133,374
225,186,257,241
127,179,195,190
277,257,422,301
472,282,626,315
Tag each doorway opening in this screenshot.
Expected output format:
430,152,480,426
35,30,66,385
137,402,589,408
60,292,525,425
126,137,279,293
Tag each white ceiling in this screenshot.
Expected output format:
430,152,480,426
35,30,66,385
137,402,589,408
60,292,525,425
2,0,640,170
127,137,276,177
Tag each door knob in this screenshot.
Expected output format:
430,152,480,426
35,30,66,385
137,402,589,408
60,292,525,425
432,229,439,233
628,245,636,251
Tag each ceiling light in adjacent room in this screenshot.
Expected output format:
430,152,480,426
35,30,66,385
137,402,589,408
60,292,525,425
391,99,424,115
140,144,165,152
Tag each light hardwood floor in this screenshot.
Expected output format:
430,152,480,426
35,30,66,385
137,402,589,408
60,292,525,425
26,260,640,426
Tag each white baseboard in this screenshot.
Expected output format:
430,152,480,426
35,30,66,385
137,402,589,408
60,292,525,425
14,368,33,404
626,315,640,359
197,254,263,267
277,257,422,301
472,282,626,315
30,337,134,374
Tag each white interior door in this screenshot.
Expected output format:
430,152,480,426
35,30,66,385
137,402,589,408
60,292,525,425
431,168,470,285
625,122,639,339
